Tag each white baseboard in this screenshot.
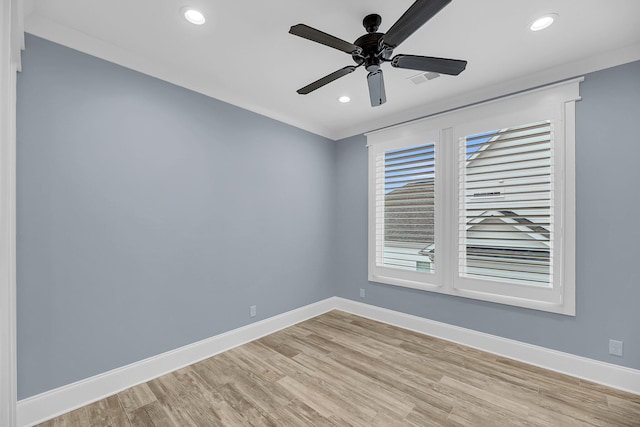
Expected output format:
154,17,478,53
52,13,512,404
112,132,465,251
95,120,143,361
333,298,640,396
16,297,338,427
17,296,640,426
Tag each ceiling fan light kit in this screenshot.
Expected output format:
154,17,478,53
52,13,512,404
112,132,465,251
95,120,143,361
289,0,467,107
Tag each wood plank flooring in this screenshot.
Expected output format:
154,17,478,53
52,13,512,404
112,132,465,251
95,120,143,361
38,311,640,426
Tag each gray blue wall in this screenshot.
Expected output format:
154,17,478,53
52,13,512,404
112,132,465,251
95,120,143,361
17,33,640,400
334,60,640,371
17,35,337,399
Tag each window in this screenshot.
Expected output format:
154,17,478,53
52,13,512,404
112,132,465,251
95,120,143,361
459,121,554,287
378,143,435,273
367,79,580,315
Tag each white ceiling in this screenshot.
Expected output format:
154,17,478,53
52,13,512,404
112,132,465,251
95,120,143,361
22,0,640,140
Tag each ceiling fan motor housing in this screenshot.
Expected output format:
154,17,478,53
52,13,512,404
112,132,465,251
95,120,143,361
353,14,395,72
353,33,384,71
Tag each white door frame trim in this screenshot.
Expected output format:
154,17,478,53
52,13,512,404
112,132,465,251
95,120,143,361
1,0,23,426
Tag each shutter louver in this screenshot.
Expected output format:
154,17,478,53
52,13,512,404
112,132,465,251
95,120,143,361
459,121,553,287
377,143,436,272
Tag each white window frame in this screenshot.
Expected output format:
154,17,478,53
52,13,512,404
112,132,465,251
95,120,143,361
369,128,445,292
367,78,580,315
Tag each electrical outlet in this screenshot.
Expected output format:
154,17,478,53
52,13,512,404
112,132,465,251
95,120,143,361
609,339,623,357
360,288,365,298
250,305,256,318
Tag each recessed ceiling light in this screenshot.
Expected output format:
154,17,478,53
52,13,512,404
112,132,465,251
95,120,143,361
338,96,351,103
529,14,557,32
183,8,206,25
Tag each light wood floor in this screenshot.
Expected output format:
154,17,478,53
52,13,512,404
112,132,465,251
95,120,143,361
38,310,640,426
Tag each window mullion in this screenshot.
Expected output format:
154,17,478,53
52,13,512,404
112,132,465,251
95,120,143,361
439,127,456,292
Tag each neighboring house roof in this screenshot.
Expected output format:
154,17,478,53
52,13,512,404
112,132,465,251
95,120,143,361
462,210,551,262
466,210,550,243
384,179,434,244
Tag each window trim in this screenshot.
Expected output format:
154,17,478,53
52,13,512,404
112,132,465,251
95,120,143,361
368,129,445,292
367,78,580,315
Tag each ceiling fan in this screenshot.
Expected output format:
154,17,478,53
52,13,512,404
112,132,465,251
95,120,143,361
289,0,467,107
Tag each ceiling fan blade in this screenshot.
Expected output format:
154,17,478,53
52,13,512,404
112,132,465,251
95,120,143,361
391,54,467,75
290,24,363,55
382,0,452,49
367,69,387,107
297,66,358,95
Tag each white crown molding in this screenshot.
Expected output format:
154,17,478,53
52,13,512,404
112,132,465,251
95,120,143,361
23,14,336,140
17,297,640,426
24,13,640,142
333,42,640,140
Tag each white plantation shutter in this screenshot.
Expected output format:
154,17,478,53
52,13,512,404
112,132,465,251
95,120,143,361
368,78,578,314
375,143,436,272
458,121,553,287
